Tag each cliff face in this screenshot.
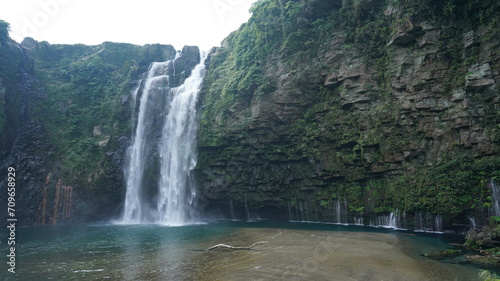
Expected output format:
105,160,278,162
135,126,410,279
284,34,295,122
197,0,500,228
0,30,43,225
0,35,200,225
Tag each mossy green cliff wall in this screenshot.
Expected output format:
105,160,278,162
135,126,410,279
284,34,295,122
196,0,500,228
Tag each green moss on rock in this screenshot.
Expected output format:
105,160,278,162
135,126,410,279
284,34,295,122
424,249,462,259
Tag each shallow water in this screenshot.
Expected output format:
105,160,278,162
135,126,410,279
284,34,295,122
0,221,483,280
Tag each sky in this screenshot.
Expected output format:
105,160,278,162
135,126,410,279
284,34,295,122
0,0,258,50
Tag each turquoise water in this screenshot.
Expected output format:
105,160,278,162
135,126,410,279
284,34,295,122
1,223,232,280
0,221,484,280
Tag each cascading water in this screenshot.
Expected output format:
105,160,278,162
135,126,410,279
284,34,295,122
491,179,500,216
122,61,172,224
435,215,443,233
354,217,363,225
229,200,236,220
469,217,477,230
333,198,348,225
121,50,206,225
413,212,444,233
156,56,206,225
371,210,399,229
334,199,342,224
244,194,251,220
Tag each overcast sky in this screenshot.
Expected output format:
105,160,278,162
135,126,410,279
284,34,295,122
0,0,257,50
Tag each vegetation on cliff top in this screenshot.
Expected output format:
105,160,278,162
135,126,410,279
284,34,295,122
0,19,9,41
29,42,177,184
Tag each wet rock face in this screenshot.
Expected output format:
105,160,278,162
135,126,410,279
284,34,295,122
0,38,41,225
169,45,200,87
0,39,29,155
196,0,499,224
301,0,343,20
2,122,51,225
466,63,495,90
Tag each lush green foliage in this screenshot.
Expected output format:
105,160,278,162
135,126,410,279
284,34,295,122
200,0,322,147
427,0,500,25
0,19,9,42
31,42,176,183
479,270,500,281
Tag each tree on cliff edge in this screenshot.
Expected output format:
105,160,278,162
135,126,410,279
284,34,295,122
0,20,10,42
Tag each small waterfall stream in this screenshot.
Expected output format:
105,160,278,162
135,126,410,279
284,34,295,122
333,198,348,225
491,179,500,216
371,211,399,229
469,217,477,230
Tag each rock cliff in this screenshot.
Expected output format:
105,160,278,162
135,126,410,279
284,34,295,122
196,0,500,230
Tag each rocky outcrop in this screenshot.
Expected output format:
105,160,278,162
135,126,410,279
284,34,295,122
169,45,201,87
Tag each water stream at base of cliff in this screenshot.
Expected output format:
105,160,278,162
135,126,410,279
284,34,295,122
0,221,485,281
121,50,206,225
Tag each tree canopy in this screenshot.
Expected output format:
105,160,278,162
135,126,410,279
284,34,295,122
0,20,10,41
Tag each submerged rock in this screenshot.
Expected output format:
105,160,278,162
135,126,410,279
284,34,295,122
467,255,500,267
424,249,461,259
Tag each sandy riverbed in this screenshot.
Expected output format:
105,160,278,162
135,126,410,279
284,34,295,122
189,228,479,281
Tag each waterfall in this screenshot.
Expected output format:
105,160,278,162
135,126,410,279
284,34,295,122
333,198,348,225
413,212,444,233
122,61,172,224
287,203,293,221
334,199,342,224
244,194,251,220
121,49,206,225
388,212,397,228
229,200,235,220
371,210,399,229
415,212,424,231
156,55,206,225
354,217,363,225
469,217,477,230
491,179,500,216
299,201,305,221
435,215,443,233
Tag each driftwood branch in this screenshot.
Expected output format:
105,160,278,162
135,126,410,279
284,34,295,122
205,241,268,251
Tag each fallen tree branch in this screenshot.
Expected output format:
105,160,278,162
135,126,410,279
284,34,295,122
205,241,268,251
